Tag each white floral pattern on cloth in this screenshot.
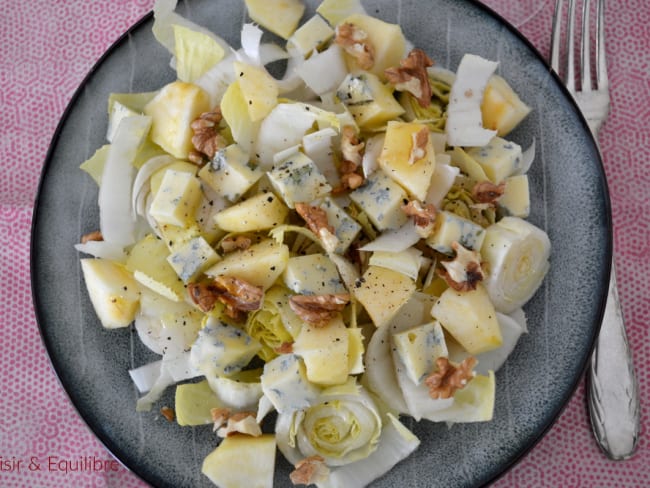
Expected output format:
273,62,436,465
0,0,648,487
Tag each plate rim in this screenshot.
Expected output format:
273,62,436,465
30,1,612,487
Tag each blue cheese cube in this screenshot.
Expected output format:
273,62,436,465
166,236,220,283
261,354,321,414
283,254,346,295
149,169,203,227
467,137,523,183
198,144,263,202
392,321,448,385
349,169,409,231
266,152,332,209
317,197,361,254
190,319,261,378
426,210,486,254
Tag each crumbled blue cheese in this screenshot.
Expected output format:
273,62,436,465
166,236,220,283
349,169,408,231
198,144,263,202
261,354,321,414
467,137,523,183
283,253,346,295
266,152,332,209
426,210,486,254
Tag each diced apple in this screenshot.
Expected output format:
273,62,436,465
143,81,211,159
202,434,276,488
214,191,289,232
80,258,140,328
481,74,531,136
293,316,350,386
220,80,257,152
175,380,224,426
338,14,406,80
244,0,305,39
204,239,289,290
126,234,185,301
287,15,335,56
378,121,436,200
353,265,416,327
431,284,503,355
233,61,279,122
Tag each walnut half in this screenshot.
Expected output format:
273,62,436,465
425,356,477,399
289,293,350,326
335,23,375,70
438,241,486,292
189,107,226,165
384,48,434,107
290,455,330,486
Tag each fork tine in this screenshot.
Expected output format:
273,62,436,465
565,0,577,92
581,0,593,92
550,0,564,73
596,0,609,89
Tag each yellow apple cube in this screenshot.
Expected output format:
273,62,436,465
234,61,279,122
202,434,276,488
244,0,305,39
431,284,503,355
143,81,211,159
339,14,407,80
205,239,289,290
80,258,140,329
214,191,289,233
378,121,436,200
353,265,416,327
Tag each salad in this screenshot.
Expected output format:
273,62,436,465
76,0,551,486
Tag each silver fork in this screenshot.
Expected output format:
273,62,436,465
550,0,639,460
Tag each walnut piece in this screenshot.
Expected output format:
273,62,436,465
220,235,252,253
425,356,477,399
274,342,294,354
384,48,434,107
439,241,486,292
341,125,365,167
188,281,222,312
335,23,375,70
290,455,330,486
160,406,175,422
80,230,103,244
189,107,226,165
472,180,505,206
213,275,264,319
408,127,429,165
334,126,365,193
295,202,339,253
289,293,350,326
188,276,263,318
211,409,261,438
401,199,437,237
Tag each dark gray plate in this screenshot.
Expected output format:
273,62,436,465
31,1,611,487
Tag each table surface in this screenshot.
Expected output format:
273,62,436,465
1,0,648,486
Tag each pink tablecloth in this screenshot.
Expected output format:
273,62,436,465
1,0,647,486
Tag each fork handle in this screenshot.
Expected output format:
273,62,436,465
587,260,640,459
